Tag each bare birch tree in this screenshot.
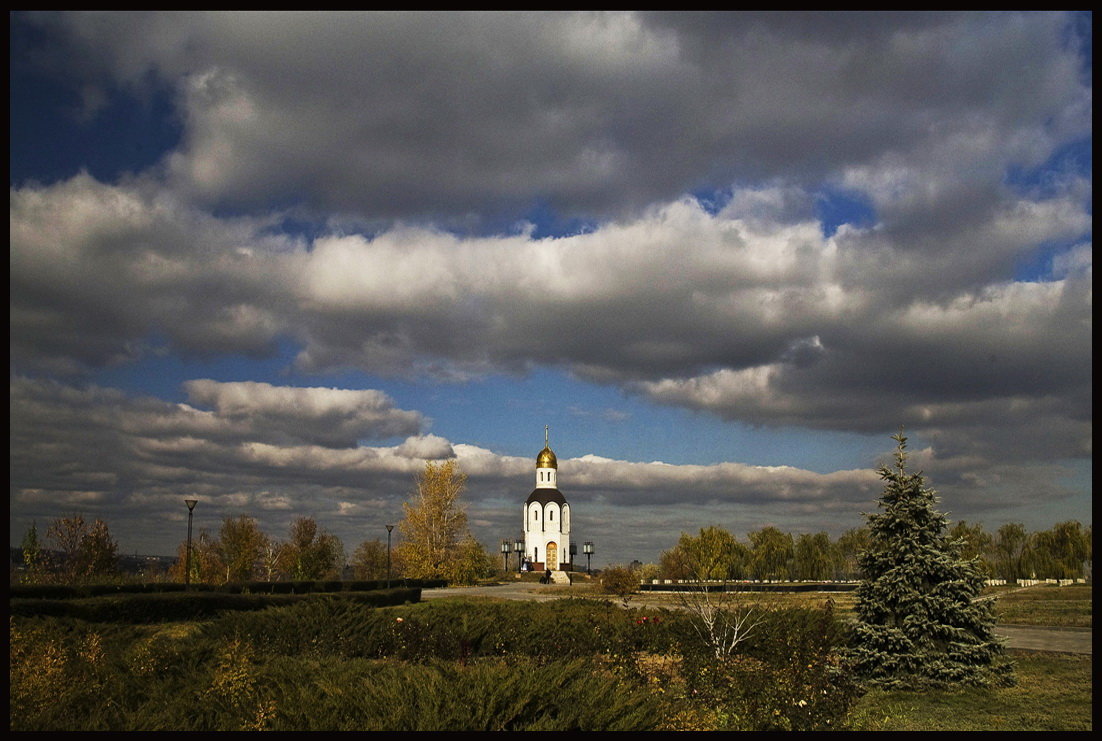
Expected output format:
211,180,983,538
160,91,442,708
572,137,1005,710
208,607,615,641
679,584,765,660
666,527,765,659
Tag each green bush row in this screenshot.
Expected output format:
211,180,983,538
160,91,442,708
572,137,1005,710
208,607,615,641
10,588,421,623
202,597,680,663
10,582,188,599
10,599,860,730
10,578,445,601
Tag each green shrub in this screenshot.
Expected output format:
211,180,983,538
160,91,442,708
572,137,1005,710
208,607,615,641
11,584,82,600
259,656,662,731
265,581,297,594
10,579,447,601
739,604,848,662
10,598,863,731
10,588,420,623
346,580,385,591
11,615,661,731
599,566,640,601
675,604,862,730
10,616,147,731
201,597,679,665
204,598,399,659
384,599,678,665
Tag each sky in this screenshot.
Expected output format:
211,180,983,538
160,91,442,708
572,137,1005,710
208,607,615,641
10,11,1092,569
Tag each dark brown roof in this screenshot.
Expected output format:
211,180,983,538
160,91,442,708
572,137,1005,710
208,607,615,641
526,487,568,505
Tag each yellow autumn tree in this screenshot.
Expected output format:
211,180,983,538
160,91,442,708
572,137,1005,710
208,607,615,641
396,459,471,580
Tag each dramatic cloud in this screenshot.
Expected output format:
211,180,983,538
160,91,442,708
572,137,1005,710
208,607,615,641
9,12,1091,565
9,175,295,373
14,12,1089,225
11,179,1090,465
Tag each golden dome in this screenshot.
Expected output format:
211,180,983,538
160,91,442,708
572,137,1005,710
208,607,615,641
536,446,558,469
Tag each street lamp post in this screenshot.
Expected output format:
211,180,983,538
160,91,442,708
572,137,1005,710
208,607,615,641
570,542,577,571
184,499,198,589
386,524,394,588
583,541,594,574
513,538,524,572
500,540,510,571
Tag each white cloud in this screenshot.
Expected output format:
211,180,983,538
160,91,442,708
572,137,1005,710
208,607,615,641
10,173,1091,464
1050,242,1092,278
183,379,424,447
395,434,456,460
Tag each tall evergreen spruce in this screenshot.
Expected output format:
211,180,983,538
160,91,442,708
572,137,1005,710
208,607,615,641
849,432,1013,688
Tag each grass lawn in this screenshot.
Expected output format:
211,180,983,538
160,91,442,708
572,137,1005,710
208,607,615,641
850,650,1092,731
570,580,1091,629
991,583,1092,628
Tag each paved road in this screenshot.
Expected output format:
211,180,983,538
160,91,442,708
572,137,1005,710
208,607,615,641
420,583,1092,655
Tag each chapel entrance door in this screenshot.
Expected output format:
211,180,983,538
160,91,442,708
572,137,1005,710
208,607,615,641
546,542,558,570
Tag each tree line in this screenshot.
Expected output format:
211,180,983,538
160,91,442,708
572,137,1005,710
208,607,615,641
13,458,1090,586
652,518,1090,583
14,460,497,586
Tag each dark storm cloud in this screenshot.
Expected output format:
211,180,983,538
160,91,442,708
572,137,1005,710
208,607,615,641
13,12,1087,228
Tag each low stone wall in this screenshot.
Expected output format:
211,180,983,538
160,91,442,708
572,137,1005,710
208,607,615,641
1013,577,1085,587
638,577,1088,593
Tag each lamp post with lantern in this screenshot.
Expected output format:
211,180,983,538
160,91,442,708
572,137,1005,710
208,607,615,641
184,499,198,589
386,524,394,588
513,537,524,572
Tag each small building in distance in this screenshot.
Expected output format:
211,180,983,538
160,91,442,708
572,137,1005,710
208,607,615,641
522,427,572,572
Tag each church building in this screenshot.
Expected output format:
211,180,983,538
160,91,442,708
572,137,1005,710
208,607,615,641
522,428,572,571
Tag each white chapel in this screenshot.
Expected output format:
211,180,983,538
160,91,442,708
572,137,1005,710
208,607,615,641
522,427,572,572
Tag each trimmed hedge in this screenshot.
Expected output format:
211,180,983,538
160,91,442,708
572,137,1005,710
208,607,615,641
10,582,188,599
10,578,445,600
9,588,421,623
199,596,678,662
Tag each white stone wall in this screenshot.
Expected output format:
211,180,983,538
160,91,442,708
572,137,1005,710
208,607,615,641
524,502,569,568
